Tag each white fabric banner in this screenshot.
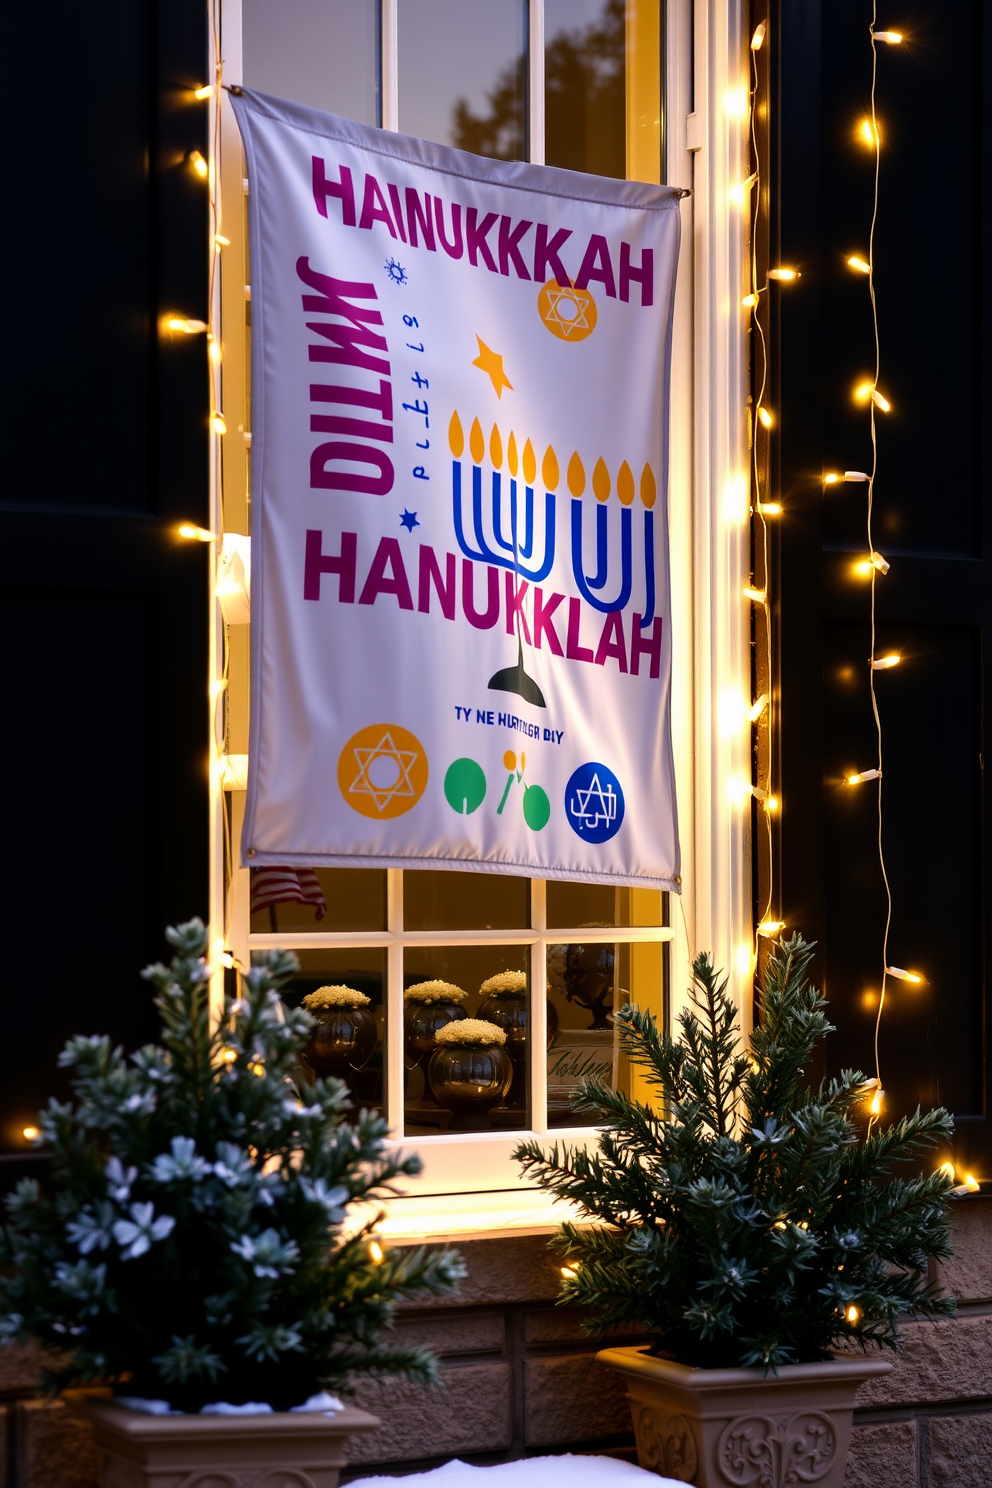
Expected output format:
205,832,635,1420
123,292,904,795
233,89,683,889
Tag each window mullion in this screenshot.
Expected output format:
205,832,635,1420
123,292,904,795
380,0,399,131
528,0,545,164
385,867,405,1134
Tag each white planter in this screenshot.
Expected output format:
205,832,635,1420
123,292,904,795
596,1345,893,1487
65,1390,380,1488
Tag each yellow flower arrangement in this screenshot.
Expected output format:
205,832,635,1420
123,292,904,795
404,980,468,1004
479,969,527,996
302,985,370,1010
434,1019,506,1047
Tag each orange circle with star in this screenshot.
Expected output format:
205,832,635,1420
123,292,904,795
537,279,598,342
337,723,429,819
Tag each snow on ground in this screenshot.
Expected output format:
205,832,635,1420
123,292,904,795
347,1454,680,1486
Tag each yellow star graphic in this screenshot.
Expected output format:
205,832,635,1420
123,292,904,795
472,336,514,399
348,730,419,813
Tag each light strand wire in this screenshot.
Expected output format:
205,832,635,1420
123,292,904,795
746,26,776,946
864,4,893,1133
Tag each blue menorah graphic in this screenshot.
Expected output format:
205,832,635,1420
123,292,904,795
449,412,556,583
568,453,657,630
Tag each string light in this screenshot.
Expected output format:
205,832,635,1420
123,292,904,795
869,1090,883,1117
938,1161,955,1181
22,1126,40,1142
751,21,766,51
823,472,841,485
757,501,782,516
178,523,215,542
764,795,780,813
729,172,759,208
873,31,903,45
847,255,871,274
741,292,759,309
767,266,800,281
368,1239,385,1264
857,117,880,148
211,412,227,435
187,149,209,179
845,470,870,482
194,84,214,101
757,406,774,429
749,694,769,722
560,1265,579,1279
845,1304,861,1323
214,234,231,249
847,769,881,785
743,585,767,604
163,315,208,335
871,653,901,670
885,966,924,984
757,920,786,938
869,550,890,574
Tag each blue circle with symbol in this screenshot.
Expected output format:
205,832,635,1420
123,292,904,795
564,762,625,843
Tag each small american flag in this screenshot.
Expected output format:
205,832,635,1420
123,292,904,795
250,866,327,921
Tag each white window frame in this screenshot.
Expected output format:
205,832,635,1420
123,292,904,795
207,0,749,1234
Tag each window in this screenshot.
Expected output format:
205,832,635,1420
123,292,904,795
211,0,748,1223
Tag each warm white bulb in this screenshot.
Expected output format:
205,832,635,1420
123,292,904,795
187,149,209,179
823,472,841,485
368,1240,385,1264
178,523,215,542
757,920,785,938
742,292,760,309
870,550,890,574
872,654,901,670
757,502,782,516
886,966,924,985
845,470,870,482
194,84,214,101
211,413,227,436
757,407,774,430
874,31,903,45
751,21,766,51
857,118,880,148
767,267,799,282
847,255,871,274
871,389,892,413
743,586,767,604
847,768,881,785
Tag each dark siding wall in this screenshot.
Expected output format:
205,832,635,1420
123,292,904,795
772,0,991,1168
0,2,210,1165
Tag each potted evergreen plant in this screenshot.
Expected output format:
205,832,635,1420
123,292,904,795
0,919,464,1488
514,936,956,1488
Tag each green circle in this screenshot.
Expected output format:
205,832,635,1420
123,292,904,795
444,757,487,815
522,783,551,831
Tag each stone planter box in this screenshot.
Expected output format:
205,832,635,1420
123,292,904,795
596,1345,893,1487
64,1390,380,1488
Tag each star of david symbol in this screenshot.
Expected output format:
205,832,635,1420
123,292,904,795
543,286,593,338
347,730,419,813
571,772,617,830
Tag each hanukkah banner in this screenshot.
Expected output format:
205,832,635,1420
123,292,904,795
233,88,683,888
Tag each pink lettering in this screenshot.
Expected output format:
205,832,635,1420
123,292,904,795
462,561,500,629
630,615,663,678
532,588,565,655
358,536,413,609
311,158,356,226
594,611,628,671
303,529,356,602
574,234,617,298
566,598,594,663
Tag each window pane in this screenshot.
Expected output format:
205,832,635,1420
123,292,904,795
242,0,379,124
547,940,666,1127
404,870,529,931
546,882,666,927
398,0,527,160
545,0,626,177
403,945,530,1135
249,866,385,933
262,947,386,1118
